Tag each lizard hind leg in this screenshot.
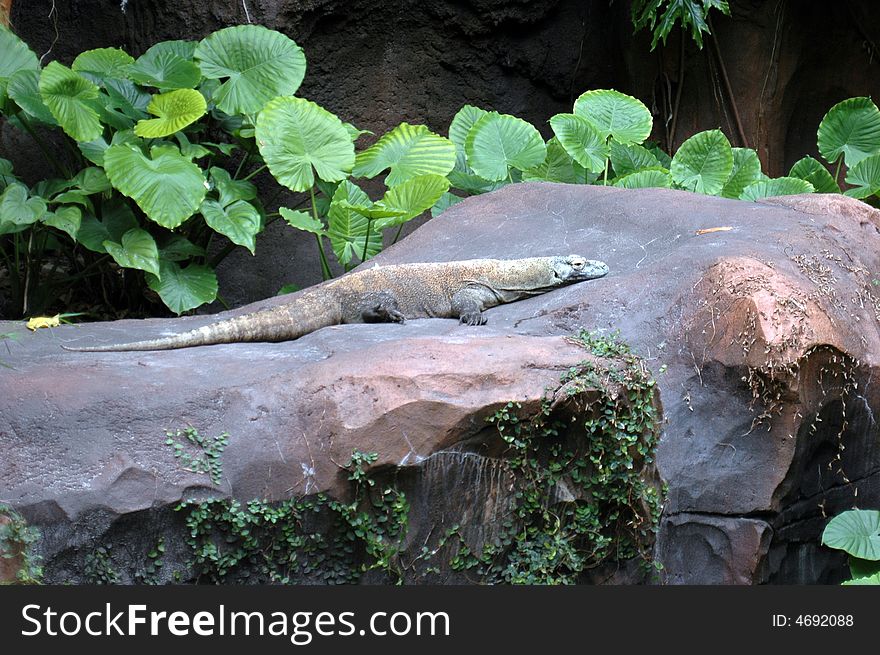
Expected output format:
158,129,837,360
451,289,488,326
359,291,407,324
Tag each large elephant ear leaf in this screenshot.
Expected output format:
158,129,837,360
670,129,734,195
195,25,306,115
821,509,880,561
103,144,207,228
353,123,456,186
844,153,880,199
789,156,839,194
739,177,813,201
0,26,39,106
127,40,201,90
817,97,880,168
72,47,135,83
38,62,103,142
465,112,546,181
573,89,652,144
256,96,354,192
134,88,207,138
146,260,218,314
549,113,608,173
7,69,58,125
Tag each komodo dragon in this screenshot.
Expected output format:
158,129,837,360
62,255,608,352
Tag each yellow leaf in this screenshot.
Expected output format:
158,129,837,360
26,314,61,331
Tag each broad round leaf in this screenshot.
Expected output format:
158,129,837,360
373,174,450,229
209,167,257,207
73,167,112,194
280,207,326,235
328,181,381,265
721,147,762,198
522,137,594,184
465,112,546,181
0,26,39,105
549,113,608,173
256,96,354,192
573,89,652,144
195,25,306,115
353,123,456,186
431,191,464,217
39,61,103,142
200,199,261,253
43,205,82,240
134,88,207,138
790,156,839,194
102,227,161,277
72,47,135,81
146,260,218,314
844,153,880,199
103,144,207,228
609,141,661,177
842,572,880,585
739,177,814,201
0,182,45,226
613,167,672,189
821,509,880,561
159,235,205,261
817,97,880,168
448,104,489,148
671,129,734,195
7,69,57,125
127,40,201,91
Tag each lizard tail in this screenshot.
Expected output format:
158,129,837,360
61,295,342,352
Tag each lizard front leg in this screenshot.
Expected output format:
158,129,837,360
359,291,407,324
451,288,489,326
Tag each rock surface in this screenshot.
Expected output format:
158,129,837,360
3,183,880,584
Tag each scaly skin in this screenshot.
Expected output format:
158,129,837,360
62,255,609,352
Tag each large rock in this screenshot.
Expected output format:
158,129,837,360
3,183,880,584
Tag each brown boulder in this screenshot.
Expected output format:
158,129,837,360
3,182,880,584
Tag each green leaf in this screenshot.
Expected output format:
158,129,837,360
328,181,381,265
134,88,207,138
0,26,40,106
609,140,661,177
817,97,880,168
465,112,546,181
42,205,82,240
127,40,201,90
549,113,608,172
78,136,110,166
103,144,207,229
7,69,57,125
449,105,489,148
431,191,464,217
373,174,450,229
38,61,103,142
103,227,161,277
573,89,652,144
644,141,673,169
72,47,135,81
72,167,111,195
104,78,151,120
158,234,205,261
842,572,880,585
195,25,306,115
279,207,326,235
256,96,354,192
671,129,733,194
739,177,814,201
522,137,595,184
721,148,762,198
844,153,880,199
200,199,261,254
613,167,672,189
76,199,139,253
209,167,257,207
789,156,839,194
850,556,880,581
0,182,45,227
146,260,218,314
821,510,880,561
353,123,456,186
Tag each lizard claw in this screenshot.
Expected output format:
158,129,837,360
459,312,487,326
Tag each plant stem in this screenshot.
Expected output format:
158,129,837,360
242,164,267,181
361,217,374,263
233,147,252,180
310,186,332,280
392,224,405,244
668,26,685,149
603,157,609,186
834,157,843,187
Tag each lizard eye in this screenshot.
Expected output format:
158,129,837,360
571,259,584,270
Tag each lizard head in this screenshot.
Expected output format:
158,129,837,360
550,255,609,285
